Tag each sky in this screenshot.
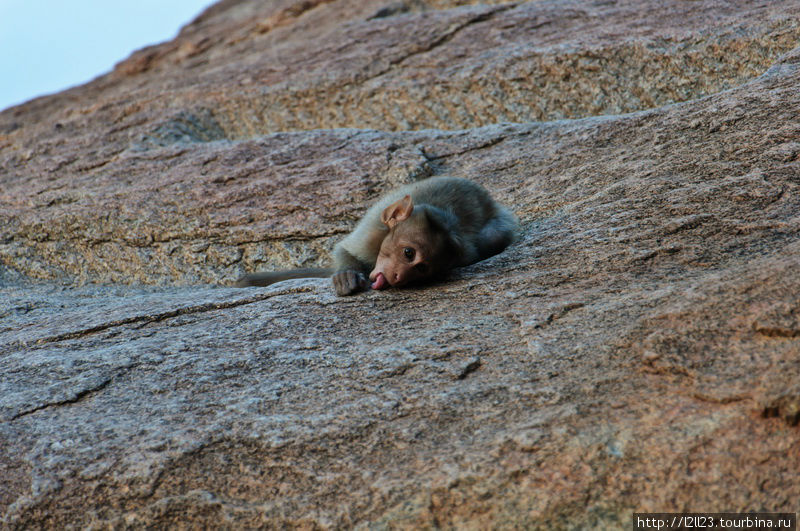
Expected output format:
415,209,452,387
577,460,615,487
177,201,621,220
0,0,216,112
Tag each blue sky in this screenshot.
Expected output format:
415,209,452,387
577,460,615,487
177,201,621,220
0,1,216,111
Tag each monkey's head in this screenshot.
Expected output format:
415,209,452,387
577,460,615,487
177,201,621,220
369,195,459,290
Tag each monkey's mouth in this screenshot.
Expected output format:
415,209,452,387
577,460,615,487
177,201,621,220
370,272,388,290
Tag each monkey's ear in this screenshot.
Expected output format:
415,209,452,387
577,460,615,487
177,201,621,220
381,195,414,228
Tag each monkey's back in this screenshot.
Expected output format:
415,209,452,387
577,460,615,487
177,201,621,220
405,177,502,233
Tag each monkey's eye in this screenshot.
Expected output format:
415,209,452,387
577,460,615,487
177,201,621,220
415,263,428,274
403,247,415,261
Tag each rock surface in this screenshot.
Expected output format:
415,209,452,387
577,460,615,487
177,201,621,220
2,0,800,528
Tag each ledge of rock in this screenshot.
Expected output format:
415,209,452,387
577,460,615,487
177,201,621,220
1,0,799,527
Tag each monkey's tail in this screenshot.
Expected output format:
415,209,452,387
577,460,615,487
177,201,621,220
234,268,334,288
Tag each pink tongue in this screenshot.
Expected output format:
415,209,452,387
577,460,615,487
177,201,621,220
371,272,387,290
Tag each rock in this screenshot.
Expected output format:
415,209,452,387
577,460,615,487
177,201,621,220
2,0,800,527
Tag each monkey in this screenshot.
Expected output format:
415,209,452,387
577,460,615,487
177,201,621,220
235,176,518,296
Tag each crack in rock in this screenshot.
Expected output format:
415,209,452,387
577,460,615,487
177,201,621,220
9,376,114,421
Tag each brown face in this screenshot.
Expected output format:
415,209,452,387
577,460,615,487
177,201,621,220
369,229,434,289
369,194,452,290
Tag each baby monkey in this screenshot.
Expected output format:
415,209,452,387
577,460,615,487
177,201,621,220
235,177,518,296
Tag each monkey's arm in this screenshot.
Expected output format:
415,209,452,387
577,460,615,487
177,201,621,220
332,246,371,296
234,268,333,288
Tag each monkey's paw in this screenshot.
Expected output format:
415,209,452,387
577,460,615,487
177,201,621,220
332,270,369,296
